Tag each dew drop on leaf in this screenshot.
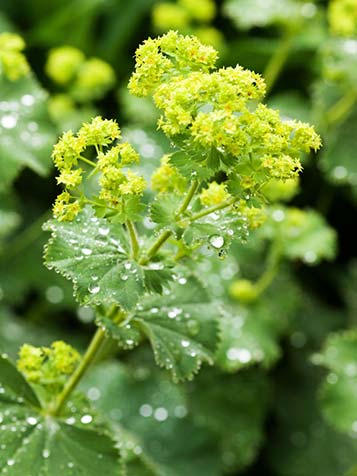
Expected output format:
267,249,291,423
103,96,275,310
209,235,225,249
88,284,100,294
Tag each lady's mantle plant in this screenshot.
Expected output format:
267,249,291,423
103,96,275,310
0,31,321,474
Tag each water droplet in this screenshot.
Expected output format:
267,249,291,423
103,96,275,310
209,235,224,249
21,94,35,106
181,340,190,348
139,404,153,417
88,284,100,294
80,415,93,424
42,449,50,458
82,248,92,256
121,274,128,281
303,250,317,264
46,286,64,304
187,320,200,336
124,262,132,270
174,405,187,418
1,115,17,129
87,387,101,401
226,347,252,363
98,227,110,236
178,277,187,285
272,209,285,222
154,407,168,422
333,166,348,180
26,417,38,426
148,262,164,270
7,459,15,466
168,307,182,318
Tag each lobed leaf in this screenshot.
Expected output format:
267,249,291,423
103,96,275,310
44,206,145,310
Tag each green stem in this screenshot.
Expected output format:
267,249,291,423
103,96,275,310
126,220,140,259
139,230,172,265
78,156,97,168
175,180,199,217
263,30,295,94
188,197,237,222
254,242,281,296
50,327,106,416
326,90,356,127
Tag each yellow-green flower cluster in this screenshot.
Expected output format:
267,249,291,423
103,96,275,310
17,341,80,387
328,0,357,37
52,116,145,220
71,58,116,102
200,181,231,206
179,0,216,22
262,177,299,202
151,155,187,193
46,46,115,102
130,32,321,192
236,200,266,229
152,3,190,30
152,0,222,49
0,32,30,81
46,46,85,85
128,31,218,97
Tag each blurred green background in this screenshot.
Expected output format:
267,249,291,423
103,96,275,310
1,0,357,475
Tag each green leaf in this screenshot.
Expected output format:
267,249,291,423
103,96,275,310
216,305,281,372
96,312,142,350
82,360,222,476
99,276,219,381
320,107,357,188
169,150,212,180
0,354,121,475
0,352,40,407
149,193,182,233
269,345,357,476
263,206,337,265
0,74,55,192
143,267,173,294
315,330,357,375
190,368,271,473
132,276,219,382
184,209,249,256
44,206,145,310
315,331,357,433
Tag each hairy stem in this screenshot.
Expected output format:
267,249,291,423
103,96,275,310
264,30,295,94
126,220,140,259
139,230,172,265
50,326,108,416
175,180,199,217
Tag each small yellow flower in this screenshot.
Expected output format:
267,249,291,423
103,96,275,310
0,32,30,80
200,181,231,206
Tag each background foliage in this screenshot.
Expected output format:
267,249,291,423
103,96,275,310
0,0,356,475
